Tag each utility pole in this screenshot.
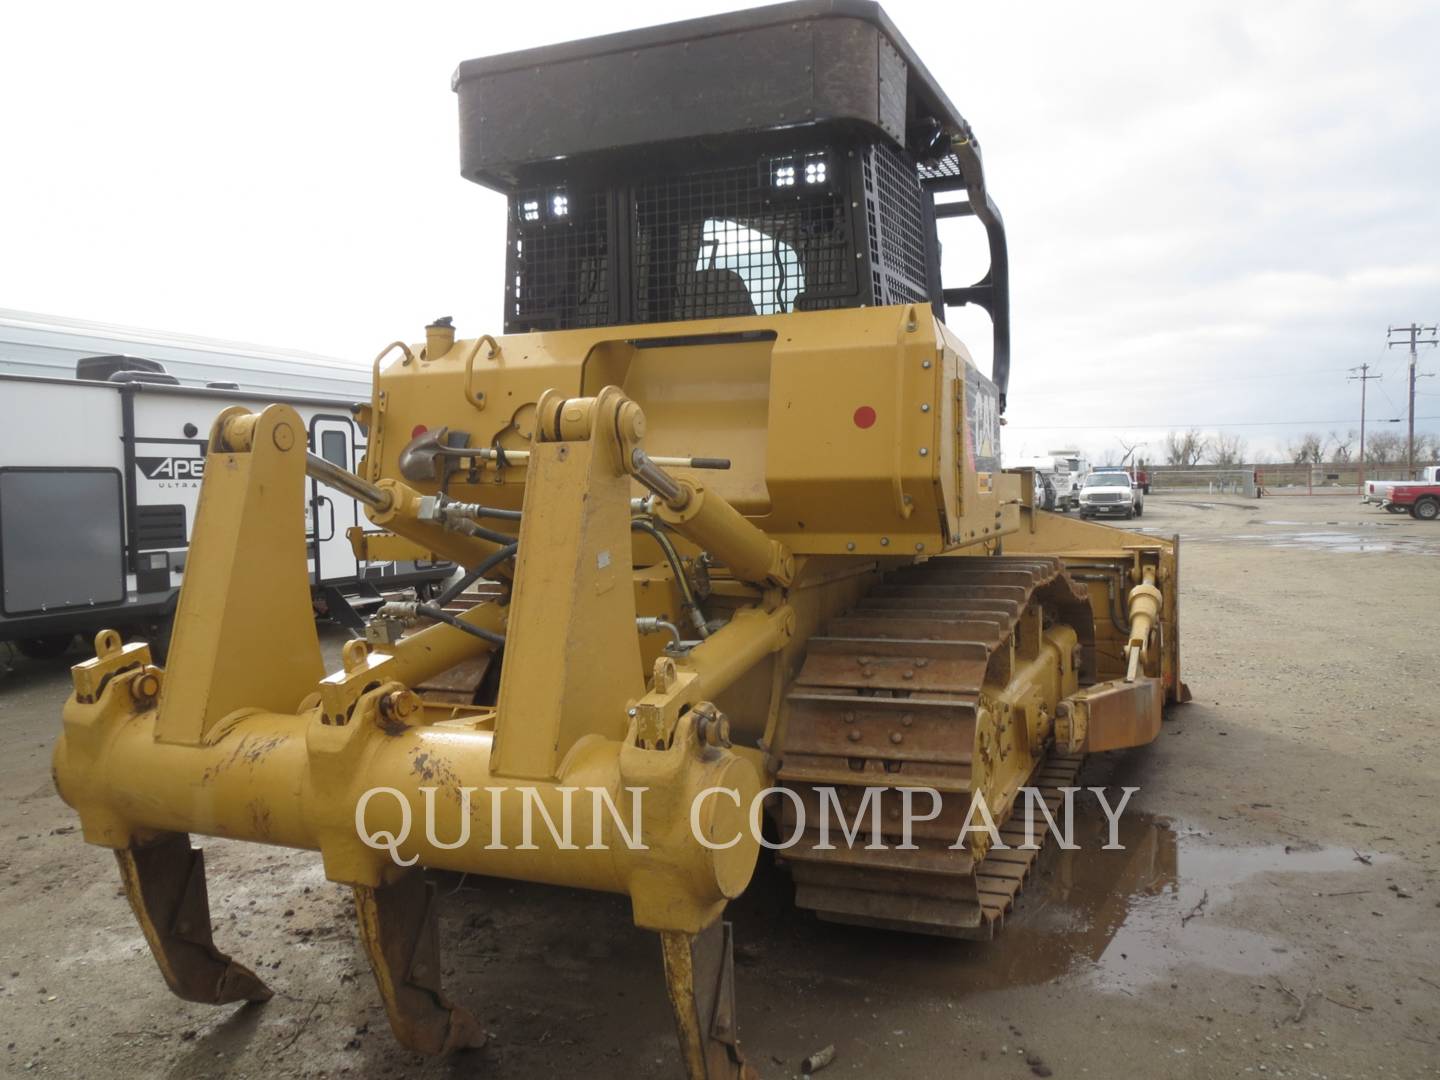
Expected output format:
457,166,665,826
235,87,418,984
1348,363,1381,486
1387,323,1438,478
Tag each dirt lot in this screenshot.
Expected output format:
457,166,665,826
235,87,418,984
2,494,1437,1079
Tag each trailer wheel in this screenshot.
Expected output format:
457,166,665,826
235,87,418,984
14,635,75,660
1412,497,1439,521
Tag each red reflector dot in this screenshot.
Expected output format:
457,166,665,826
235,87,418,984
411,424,428,439
853,406,877,429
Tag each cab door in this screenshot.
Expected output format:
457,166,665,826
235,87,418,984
309,415,362,584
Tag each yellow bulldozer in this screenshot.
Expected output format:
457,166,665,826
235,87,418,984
53,3,1184,1075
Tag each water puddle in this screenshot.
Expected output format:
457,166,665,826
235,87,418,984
743,801,1396,1000
1247,519,1399,529
1211,530,1440,554
1133,510,1438,553
1058,822,1393,992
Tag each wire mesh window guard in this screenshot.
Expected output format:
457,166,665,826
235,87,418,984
915,152,963,182
502,143,937,331
862,142,931,307
506,187,610,332
633,155,852,323
693,219,804,316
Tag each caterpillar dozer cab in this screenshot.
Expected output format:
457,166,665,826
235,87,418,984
53,2,1184,1075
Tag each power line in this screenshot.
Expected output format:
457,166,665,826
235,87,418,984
1349,363,1382,480
1374,376,1405,415
1387,322,1439,476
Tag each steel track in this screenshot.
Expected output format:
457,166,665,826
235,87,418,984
777,556,1090,939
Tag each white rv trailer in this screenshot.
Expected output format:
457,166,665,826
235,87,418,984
1046,449,1092,511
1004,451,1088,511
1003,455,1061,510
0,307,368,398
0,356,449,659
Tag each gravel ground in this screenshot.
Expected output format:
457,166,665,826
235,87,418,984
1,493,1437,1079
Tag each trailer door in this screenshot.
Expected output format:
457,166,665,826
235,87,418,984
309,415,363,584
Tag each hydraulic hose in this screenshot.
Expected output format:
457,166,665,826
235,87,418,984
461,520,521,547
435,543,519,607
415,601,507,646
631,517,708,639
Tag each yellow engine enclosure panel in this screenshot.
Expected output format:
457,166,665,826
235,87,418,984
366,305,1016,557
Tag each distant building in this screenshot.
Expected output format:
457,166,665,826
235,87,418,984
0,308,369,399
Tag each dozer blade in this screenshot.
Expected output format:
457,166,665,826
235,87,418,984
116,832,272,1005
660,921,757,1080
353,871,485,1056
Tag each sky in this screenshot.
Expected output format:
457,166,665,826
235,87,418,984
2,0,1438,464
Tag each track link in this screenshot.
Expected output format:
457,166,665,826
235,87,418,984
777,556,1091,939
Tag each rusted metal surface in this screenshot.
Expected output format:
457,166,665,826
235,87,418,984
1080,677,1163,752
778,557,1094,939
411,655,496,706
353,872,485,1056
660,921,757,1080
439,581,504,615
784,692,976,764
115,833,272,1005
408,584,504,705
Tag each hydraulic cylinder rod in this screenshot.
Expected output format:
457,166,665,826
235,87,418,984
306,451,393,511
1124,567,1162,682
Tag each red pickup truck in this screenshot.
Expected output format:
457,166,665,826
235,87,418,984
1389,483,1440,520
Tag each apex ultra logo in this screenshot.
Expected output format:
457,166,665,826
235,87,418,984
137,456,205,482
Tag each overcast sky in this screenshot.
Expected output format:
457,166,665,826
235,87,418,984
3,0,1437,462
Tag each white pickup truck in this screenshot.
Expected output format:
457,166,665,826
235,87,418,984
1363,465,1440,511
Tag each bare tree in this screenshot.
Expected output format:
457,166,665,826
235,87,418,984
1366,431,1403,464
1329,429,1356,463
1164,429,1207,466
1287,432,1324,464
1208,432,1248,467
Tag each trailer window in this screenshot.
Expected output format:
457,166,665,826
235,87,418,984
320,430,349,469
